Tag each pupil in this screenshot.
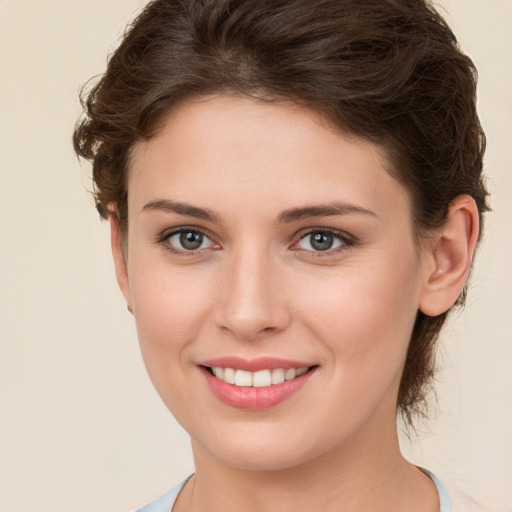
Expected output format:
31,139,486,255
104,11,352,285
311,232,333,251
180,231,203,250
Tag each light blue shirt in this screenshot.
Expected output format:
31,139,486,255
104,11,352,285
136,470,452,512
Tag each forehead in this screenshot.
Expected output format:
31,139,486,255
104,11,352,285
128,95,410,225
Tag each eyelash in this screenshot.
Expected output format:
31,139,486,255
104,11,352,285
156,227,218,255
156,227,355,256
292,229,355,256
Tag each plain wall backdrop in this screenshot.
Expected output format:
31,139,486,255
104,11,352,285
0,0,510,510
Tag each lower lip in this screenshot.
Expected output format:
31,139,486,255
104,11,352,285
200,367,314,410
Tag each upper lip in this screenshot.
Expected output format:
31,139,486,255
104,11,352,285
200,356,316,372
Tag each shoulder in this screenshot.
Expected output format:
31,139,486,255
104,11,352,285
448,487,499,512
424,470,499,512
135,478,190,512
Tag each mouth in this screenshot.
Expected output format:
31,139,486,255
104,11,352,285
198,358,318,409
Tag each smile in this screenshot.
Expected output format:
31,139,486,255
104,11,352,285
199,358,317,410
209,366,309,387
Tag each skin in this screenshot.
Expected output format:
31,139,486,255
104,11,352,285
111,95,479,512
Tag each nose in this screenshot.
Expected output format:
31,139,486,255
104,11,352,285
214,245,291,341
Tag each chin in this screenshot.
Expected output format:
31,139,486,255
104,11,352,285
213,444,314,472
191,424,337,473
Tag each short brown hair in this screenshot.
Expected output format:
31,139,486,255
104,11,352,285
73,0,489,424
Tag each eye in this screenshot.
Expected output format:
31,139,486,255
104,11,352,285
163,229,216,252
296,230,350,252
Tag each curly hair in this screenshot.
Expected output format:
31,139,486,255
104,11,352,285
73,0,489,424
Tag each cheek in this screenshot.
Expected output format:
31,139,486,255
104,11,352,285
127,256,215,380
128,270,216,422
296,257,421,377
291,265,420,437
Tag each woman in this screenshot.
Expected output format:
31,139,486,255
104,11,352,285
73,0,489,510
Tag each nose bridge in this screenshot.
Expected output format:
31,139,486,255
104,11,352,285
216,237,289,340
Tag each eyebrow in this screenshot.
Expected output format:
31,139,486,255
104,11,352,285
142,199,376,224
278,201,376,223
142,199,220,222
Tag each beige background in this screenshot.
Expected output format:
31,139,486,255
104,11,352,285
0,0,510,510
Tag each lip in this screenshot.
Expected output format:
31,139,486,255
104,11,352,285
200,356,315,372
199,358,317,410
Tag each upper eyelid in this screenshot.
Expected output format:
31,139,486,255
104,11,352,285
290,228,356,253
157,225,215,242
155,226,219,252
294,227,354,242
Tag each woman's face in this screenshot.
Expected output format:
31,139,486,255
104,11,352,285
118,95,431,470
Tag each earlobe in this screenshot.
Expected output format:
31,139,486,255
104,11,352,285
419,195,480,317
109,216,132,308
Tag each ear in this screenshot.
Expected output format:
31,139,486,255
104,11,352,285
109,216,132,310
419,195,480,316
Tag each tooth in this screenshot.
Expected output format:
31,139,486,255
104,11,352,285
235,369,252,387
271,368,285,385
252,369,272,387
224,368,236,384
285,368,296,381
214,366,309,386
212,367,224,379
